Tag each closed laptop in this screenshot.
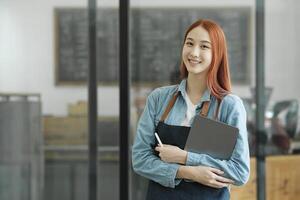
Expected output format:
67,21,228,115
185,115,239,160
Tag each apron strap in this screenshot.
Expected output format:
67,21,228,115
200,101,210,117
159,91,179,122
200,99,221,119
214,99,221,120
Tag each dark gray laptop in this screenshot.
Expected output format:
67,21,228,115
185,115,239,160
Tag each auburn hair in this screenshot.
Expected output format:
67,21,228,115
179,19,232,100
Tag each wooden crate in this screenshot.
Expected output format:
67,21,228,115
43,116,88,145
266,155,300,200
230,158,257,200
67,101,87,117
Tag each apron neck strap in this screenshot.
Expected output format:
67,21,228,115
214,99,221,120
200,98,222,120
159,91,179,122
200,101,210,117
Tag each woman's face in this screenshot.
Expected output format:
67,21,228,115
182,26,212,76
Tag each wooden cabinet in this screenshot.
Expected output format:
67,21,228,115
231,156,300,200
266,155,300,200
231,158,257,200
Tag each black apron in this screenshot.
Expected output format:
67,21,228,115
146,91,230,200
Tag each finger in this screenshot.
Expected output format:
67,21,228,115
157,143,163,147
158,152,162,158
215,175,235,184
155,146,161,151
209,167,224,175
209,180,228,189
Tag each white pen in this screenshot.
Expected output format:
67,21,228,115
154,132,163,147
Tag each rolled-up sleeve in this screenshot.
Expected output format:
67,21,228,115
186,95,250,186
132,89,181,188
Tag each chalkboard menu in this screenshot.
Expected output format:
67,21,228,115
55,7,251,85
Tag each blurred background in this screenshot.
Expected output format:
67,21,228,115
1,0,300,199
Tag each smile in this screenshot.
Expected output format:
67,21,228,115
188,59,202,64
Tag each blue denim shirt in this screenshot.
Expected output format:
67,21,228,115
132,79,250,188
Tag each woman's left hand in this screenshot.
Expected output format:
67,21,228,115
155,144,187,164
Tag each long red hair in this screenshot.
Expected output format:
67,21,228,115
179,19,232,100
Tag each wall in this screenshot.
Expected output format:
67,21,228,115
0,0,298,116
265,0,300,102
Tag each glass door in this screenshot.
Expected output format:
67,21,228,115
128,0,256,199
0,0,89,200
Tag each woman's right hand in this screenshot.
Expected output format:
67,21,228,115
190,166,234,188
177,165,235,188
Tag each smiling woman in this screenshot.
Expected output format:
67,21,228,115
179,19,232,101
132,19,250,200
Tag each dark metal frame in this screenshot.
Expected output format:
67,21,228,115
119,0,130,200
88,0,98,200
87,0,130,199
255,0,266,200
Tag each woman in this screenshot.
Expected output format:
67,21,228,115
132,19,250,200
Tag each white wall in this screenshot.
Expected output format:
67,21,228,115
0,0,118,116
265,0,300,102
0,0,299,116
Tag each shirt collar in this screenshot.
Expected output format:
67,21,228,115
178,79,211,103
